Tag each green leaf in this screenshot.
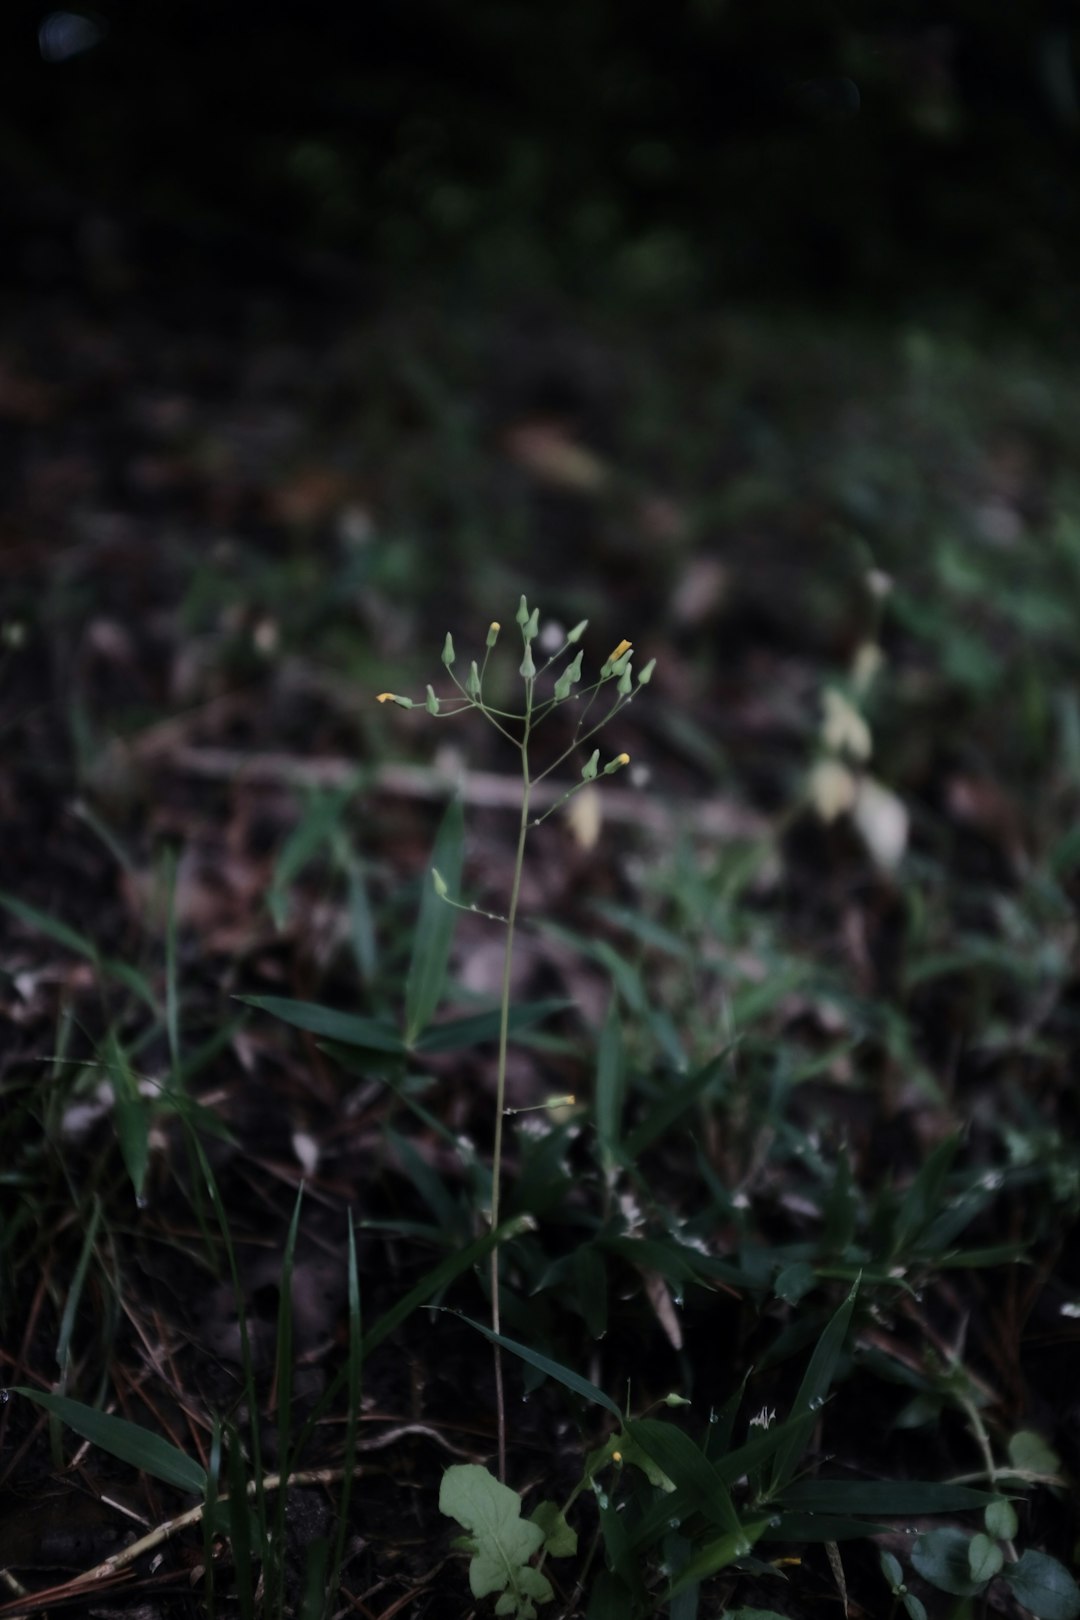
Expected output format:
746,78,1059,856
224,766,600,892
105,1033,151,1200
621,1047,733,1160
0,894,158,1011
894,1135,958,1252
668,1519,771,1596
414,999,571,1053
614,1431,676,1493
765,1279,858,1496
529,1502,577,1558
11,1388,206,1494
911,1529,986,1597
760,1512,890,1542
710,1412,816,1490
439,1465,552,1619
880,1550,904,1589
902,1595,928,1620
237,995,405,1054
1008,1430,1063,1479
984,1498,1018,1540
1003,1550,1080,1620
405,798,465,1044
622,1419,741,1536
968,1533,1003,1584
774,1261,816,1305
456,1315,622,1417
363,1221,527,1361
777,1480,996,1515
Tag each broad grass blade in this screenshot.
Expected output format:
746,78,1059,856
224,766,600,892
237,995,405,1053
12,1388,207,1494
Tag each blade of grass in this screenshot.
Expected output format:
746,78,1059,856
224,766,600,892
404,797,465,1045
12,1389,207,1493
765,1278,859,1498
236,995,406,1054
455,1315,622,1418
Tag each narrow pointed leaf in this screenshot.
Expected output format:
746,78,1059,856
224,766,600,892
12,1388,206,1494
765,1279,858,1496
414,998,571,1053
457,1315,622,1417
236,995,405,1053
405,798,465,1044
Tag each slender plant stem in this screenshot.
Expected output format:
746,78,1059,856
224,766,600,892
489,724,532,1483
958,1392,1018,1561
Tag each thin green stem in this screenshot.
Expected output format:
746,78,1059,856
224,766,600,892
957,1390,1018,1561
489,713,532,1484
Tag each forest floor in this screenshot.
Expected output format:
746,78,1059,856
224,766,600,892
1,211,1079,1620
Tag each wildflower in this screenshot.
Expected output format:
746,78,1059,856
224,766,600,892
376,692,415,708
486,621,500,646
603,752,630,774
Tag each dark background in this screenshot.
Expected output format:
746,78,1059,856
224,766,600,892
5,0,1080,323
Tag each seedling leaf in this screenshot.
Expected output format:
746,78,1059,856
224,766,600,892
440,1464,553,1618
967,1533,1004,1583
911,1529,985,1597
1003,1551,1080,1620
1008,1430,1063,1479
528,1501,577,1558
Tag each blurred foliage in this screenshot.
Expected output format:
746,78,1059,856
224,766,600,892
6,0,1080,321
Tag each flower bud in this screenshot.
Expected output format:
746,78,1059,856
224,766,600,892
553,650,583,701
524,607,539,642
581,748,600,781
486,621,501,648
637,658,656,685
376,692,414,708
566,619,589,644
441,632,455,667
603,752,630,774
466,659,481,697
432,867,449,898
425,685,440,715
520,645,536,679
515,595,530,627
617,666,633,695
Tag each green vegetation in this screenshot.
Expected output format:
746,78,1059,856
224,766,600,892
1,306,1078,1620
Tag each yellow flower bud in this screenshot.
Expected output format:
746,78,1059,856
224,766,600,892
376,692,395,702
607,638,633,664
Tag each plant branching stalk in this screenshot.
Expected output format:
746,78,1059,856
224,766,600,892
380,608,639,1488
489,715,532,1483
